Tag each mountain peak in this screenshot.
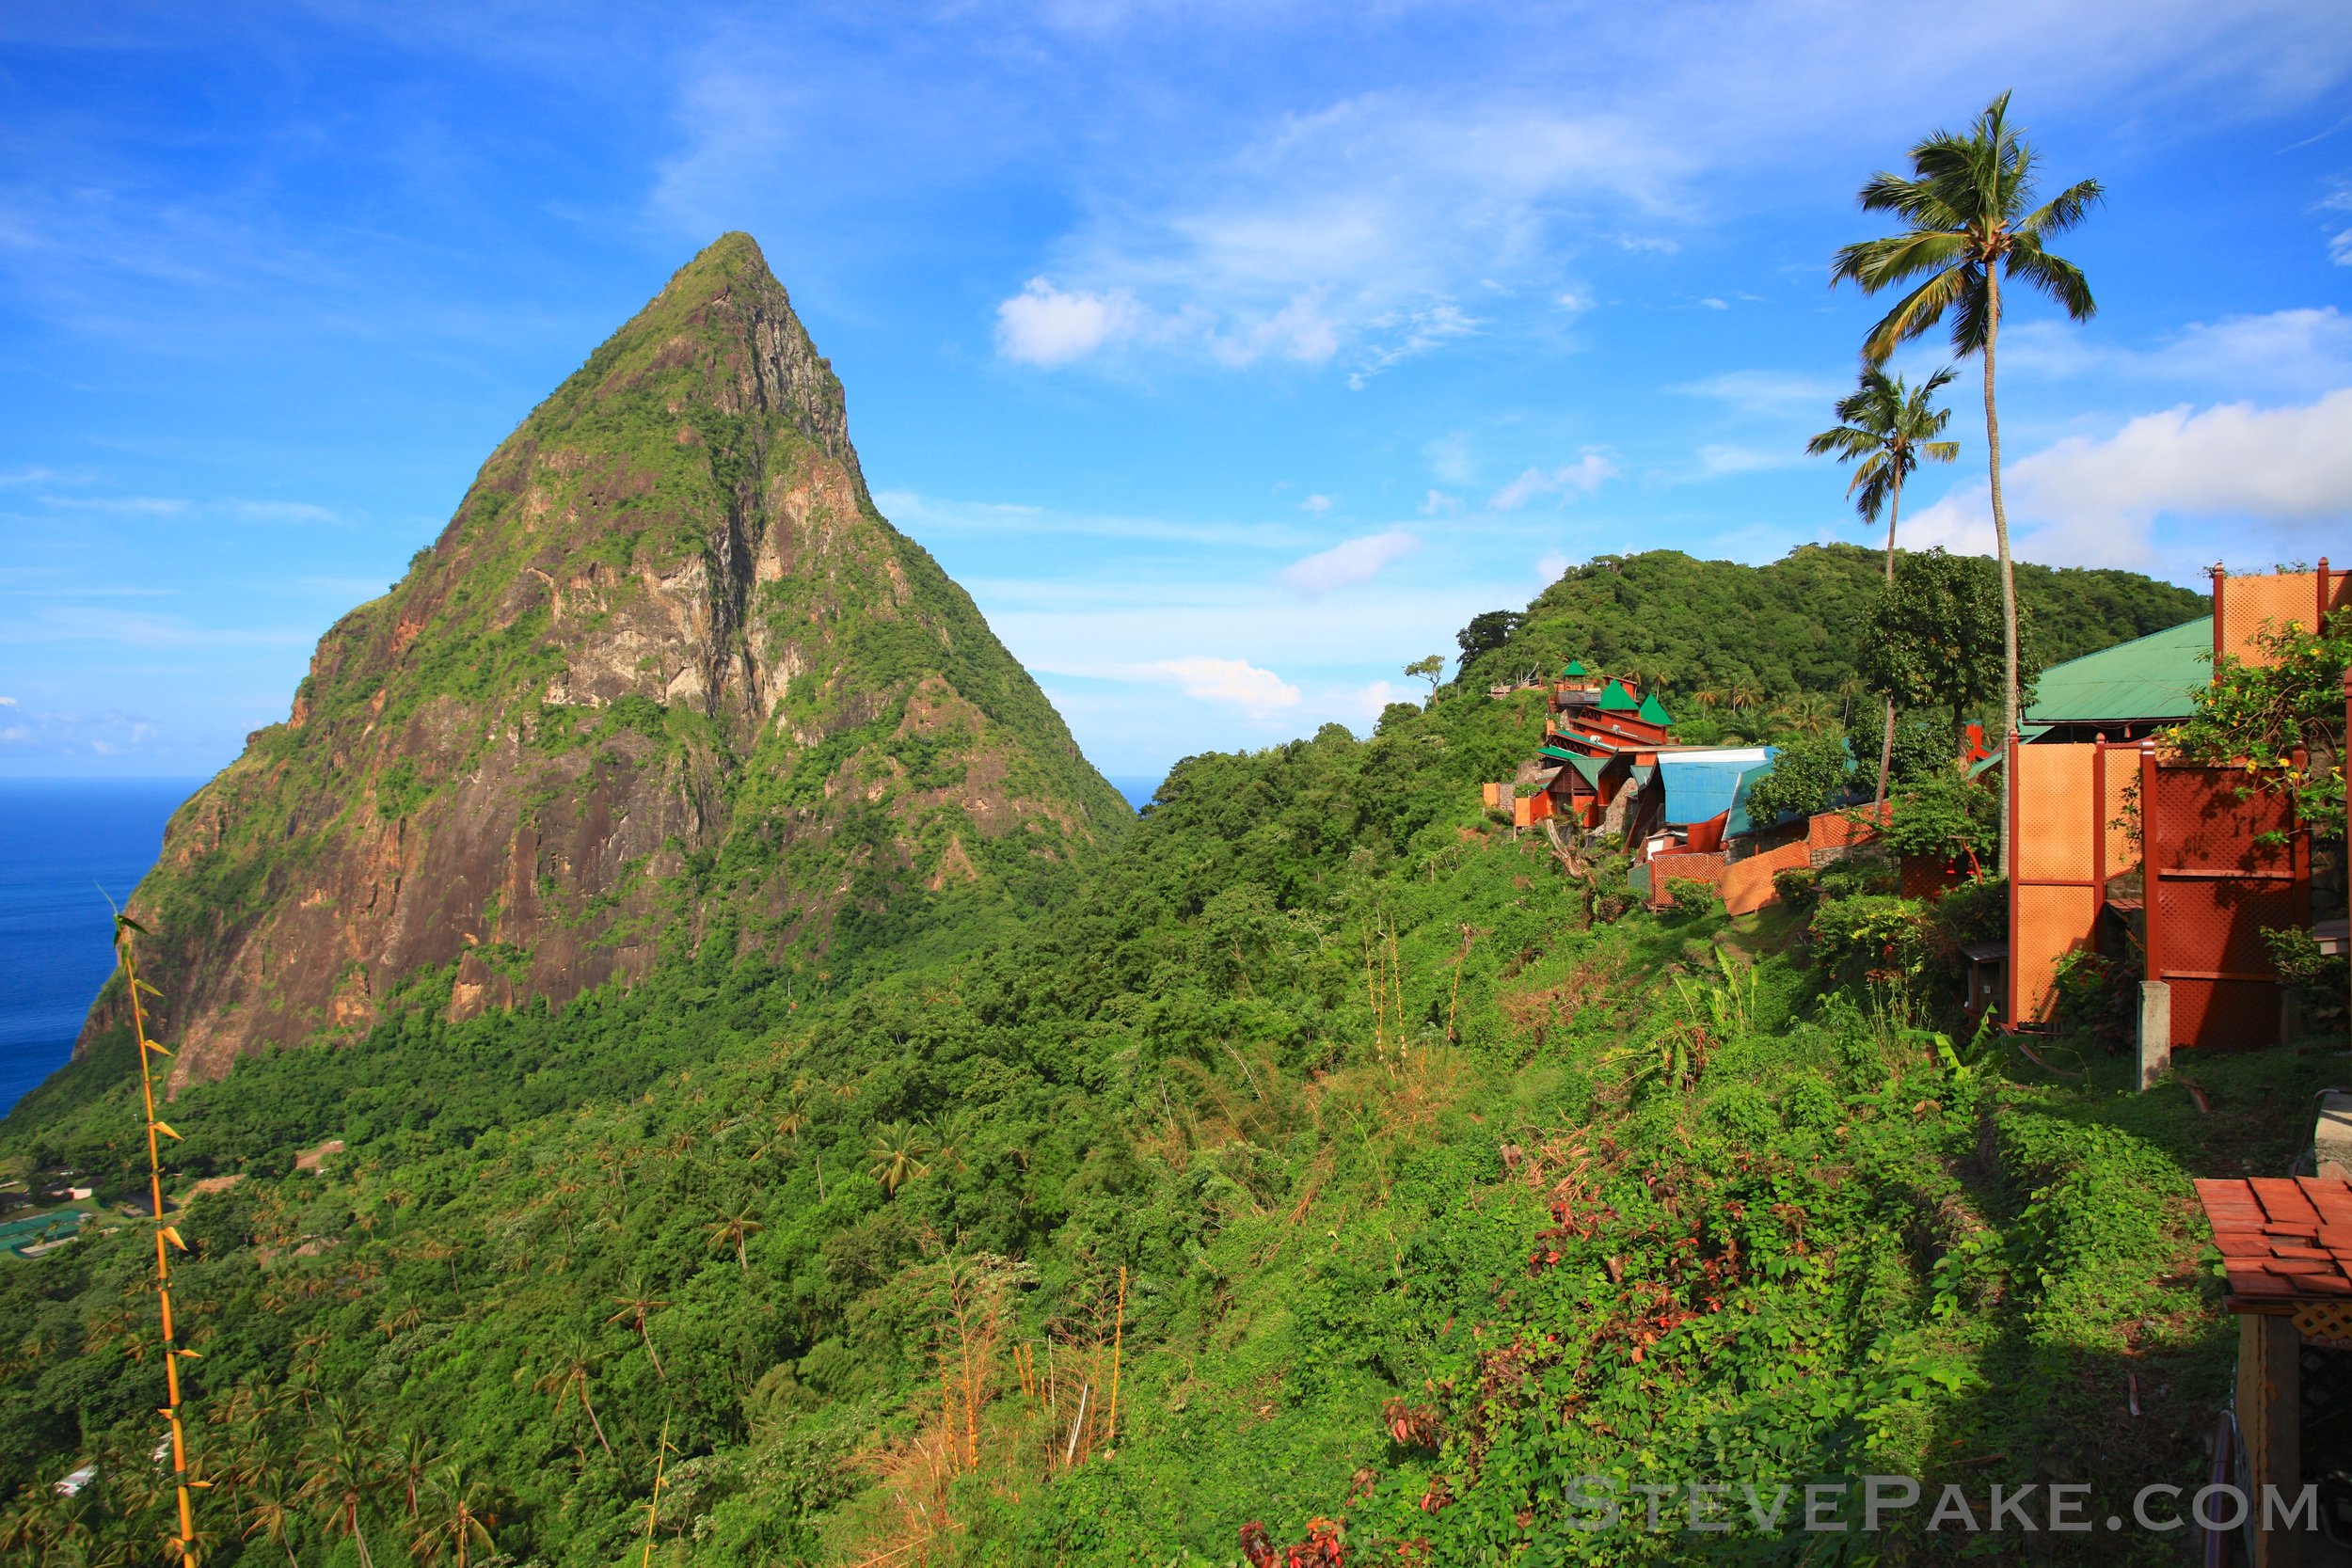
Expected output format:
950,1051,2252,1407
85,238,1127,1085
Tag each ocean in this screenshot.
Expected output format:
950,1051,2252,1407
0,779,196,1118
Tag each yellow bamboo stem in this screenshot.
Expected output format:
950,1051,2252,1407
1105,1266,1127,1448
641,1409,672,1568
119,920,199,1567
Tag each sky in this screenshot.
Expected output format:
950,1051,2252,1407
1,2,2349,783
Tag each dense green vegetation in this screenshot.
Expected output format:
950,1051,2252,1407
1455,543,2202,733
1,646,2322,1566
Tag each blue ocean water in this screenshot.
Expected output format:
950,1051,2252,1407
0,779,197,1118
1105,775,1163,813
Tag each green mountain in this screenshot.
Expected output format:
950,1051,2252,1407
1460,543,2206,701
0,267,2297,1565
75,233,1126,1090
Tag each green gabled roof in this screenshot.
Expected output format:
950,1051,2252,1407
1537,744,1584,764
1567,752,1611,788
1562,657,1588,677
1597,680,1638,712
1637,691,1673,725
2024,616,2210,726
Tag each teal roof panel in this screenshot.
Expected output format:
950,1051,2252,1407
2025,616,2210,726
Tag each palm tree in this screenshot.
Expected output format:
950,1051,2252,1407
410,1464,499,1568
866,1122,931,1196
1765,691,1837,737
1726,676,1765,714
1834,90,2102,871
1807,365,1960,807
532,1334,616,1460
390,1428,436,1518
241,1474,304,1568
297,1396,384,1568
704,1206,766,1274
606,1275,672,1380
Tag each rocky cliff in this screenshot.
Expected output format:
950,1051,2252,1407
88,233,1129,1087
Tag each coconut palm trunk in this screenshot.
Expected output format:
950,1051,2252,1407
1879,480,1902,811
1980,263,2018,875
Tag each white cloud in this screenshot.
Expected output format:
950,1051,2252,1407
2015,389,2352,549
994,277,1142,366
1699,296,1728,310
1298,493,1333,514
1344,678,1405,719
1894,388,2352,569
2324,182,2352,266
1419,489,1460,516
1143,657,1301,712
1696,443,1803,477
1673,369,1844,412
2001,306,2352,396
1535,550,1572,582
1490,451,1618,510
1279,528,1420,595
1423,432,1477,486
0,694,16,705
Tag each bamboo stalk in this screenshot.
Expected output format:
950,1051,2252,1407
641,1410,672,1568
1063,1382,1091,1466
1105,1267,1127,1448
118,917,201,1568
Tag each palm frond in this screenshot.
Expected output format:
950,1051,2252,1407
1920,439,1961,464
1833,229,1966,292
1861,266,1969,362
2004,239,2097,321
1946,263,1993,356
2019,177,2105,238
1805,424,1880,460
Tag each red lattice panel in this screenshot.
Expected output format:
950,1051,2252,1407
2172,979,2282,1053
2156,877,2305,975
2150,767,2296,875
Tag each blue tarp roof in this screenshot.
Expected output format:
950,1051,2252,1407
1646,747,1777,828
1657,750,1778,826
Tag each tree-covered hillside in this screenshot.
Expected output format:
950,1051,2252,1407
0,667,2314,1566
1455,544,2205,706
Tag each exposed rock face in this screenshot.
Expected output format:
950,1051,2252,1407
87,233,1128,1088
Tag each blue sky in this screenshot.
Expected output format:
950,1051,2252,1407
2,2,2349,782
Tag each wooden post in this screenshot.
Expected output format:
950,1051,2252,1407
2319,556,2331,631
2091,739,2107,903
2212,562,2228,677
2239,1312,2302,1566
2142,740,2161,986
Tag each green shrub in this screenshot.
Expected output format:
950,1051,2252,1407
1666,878,1719,920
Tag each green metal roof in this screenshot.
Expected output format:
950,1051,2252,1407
1566,753,1610,788
1562,657,1587,677
2024,616,2210,726
1536,744,1584,764
1637,691,1672,725
1597,680,1638,712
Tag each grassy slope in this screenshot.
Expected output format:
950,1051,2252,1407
0,678,2327,1567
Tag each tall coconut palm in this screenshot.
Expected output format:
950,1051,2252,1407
297,1396,385,1568
531,1335,615,1460
866,1121,932,1196
606,1275,672,1380
411,1465,499,1568
705,1207,766,1275
1807,365,1960,807
1833,90,2101,872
